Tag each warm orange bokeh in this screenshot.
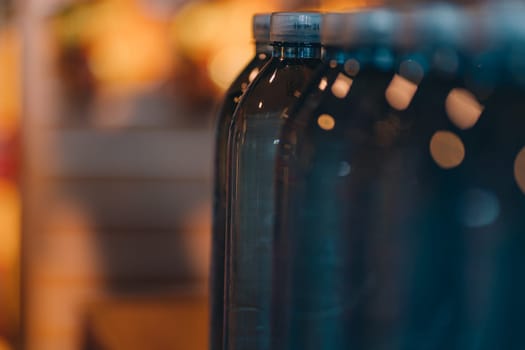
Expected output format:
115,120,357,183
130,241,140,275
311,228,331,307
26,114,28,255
0,23,21,348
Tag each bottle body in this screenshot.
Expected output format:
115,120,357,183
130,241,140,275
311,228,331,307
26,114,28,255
225,44,322,350
273,30,525,350
210,46,270,350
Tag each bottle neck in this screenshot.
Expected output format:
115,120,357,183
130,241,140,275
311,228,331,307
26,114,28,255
272,43,322,59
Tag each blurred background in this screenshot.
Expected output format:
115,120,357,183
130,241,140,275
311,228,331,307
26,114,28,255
2,0,395,349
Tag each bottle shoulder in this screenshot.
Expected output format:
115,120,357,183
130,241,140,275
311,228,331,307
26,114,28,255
225,56,270,98
215,56,270,128
280,64,396,141
233,57,323,121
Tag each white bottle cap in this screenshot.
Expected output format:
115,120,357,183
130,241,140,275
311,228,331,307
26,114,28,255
253,14,271,43
270,12,322,44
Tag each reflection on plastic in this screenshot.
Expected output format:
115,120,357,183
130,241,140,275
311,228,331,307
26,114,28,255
249,67,260,83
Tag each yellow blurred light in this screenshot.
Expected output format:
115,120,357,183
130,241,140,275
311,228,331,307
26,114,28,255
171,2,225,59
319,0,384,11
51,2,97,47
0,180,20,268
0,338,12,350
88,25,172,90
445,88,484,130
318,114,336,131
0,179,21,334
331,73,353,99
318,77,328,91
86,4,172,91
430,130,465,169
208,45,253,91
385,74,418,111
0,26,21,133
53,0,173,92
172,1,275,58
173,0,278,92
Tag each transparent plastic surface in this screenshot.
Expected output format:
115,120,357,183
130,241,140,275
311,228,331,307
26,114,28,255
225,43,322,350
211,44,271,350
272,20,525,350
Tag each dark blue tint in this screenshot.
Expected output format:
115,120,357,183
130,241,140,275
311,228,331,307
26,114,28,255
225,42,322,350
211,43,271,350
272,40,525,350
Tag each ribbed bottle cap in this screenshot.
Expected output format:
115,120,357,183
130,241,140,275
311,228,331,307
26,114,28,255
408,4,469,49
322,9,401,48
270,12,322,44
253,13,271,42
482,1,525,45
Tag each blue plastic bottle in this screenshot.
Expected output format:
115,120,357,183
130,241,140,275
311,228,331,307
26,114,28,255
210,13,271,350
225,12,323,350
273,5,525,350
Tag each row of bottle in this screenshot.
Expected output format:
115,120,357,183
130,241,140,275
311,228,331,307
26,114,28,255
211,5,525,350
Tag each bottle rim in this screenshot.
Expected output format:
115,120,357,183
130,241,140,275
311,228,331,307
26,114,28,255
270,12,322,44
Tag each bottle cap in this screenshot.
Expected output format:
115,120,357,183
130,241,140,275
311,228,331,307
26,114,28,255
483,1,525,46
253,13,271,43
270,12,322,44
407,4,468,49
322,9,401,48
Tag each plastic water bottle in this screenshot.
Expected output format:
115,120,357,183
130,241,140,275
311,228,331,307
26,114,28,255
271,9,403,350
210,13,271,350
273,4,525,349
225,12,323,350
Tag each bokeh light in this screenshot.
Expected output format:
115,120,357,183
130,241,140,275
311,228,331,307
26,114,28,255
385,74,418,111
317,114,336,131
430,130,465,169
514,147,525,195
331,73,353,99
208,45,253,91
445,88,484,130
457,188,500,228
344,58,360,76
318,77,328,91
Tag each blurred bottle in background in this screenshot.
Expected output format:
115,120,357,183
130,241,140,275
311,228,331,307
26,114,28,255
210,13,272,350
273,3,525,350
272,9,404,349
225,12,323,350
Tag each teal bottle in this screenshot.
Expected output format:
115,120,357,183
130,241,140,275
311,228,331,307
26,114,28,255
273,4,525,350
271,9,403,350
210,13,271,350
224,12,323,350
